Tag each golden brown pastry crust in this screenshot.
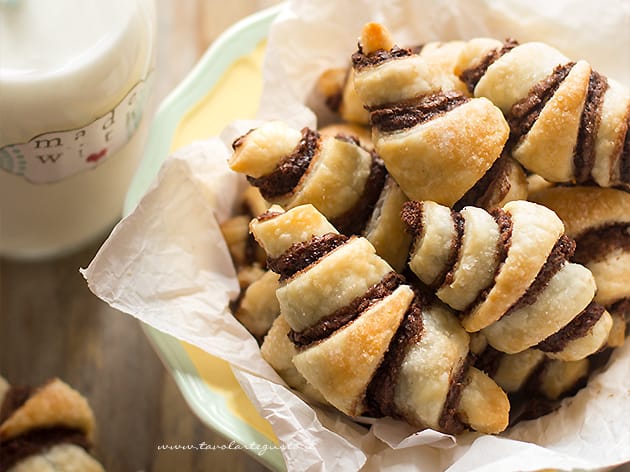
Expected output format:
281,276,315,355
251,204,509,434
0,379,95,443
373,98,509,206
403,199,611,359
457,39,630,189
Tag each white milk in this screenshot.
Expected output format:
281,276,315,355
0,0,156,259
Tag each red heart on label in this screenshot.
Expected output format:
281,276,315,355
86,148,108,163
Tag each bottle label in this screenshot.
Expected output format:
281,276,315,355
0,75,151,184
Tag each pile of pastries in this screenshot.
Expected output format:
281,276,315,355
221,22,630,435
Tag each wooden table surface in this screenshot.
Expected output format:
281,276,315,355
1,1,276,471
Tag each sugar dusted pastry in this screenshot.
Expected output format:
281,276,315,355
250,204,509,435
229,122,411,271
0,378,104,472
530,186,630,346
351,22,511,206
456,38,630,189
317,38,468,125
401,199,613,360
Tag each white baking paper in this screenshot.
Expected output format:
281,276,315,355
83,0,630,470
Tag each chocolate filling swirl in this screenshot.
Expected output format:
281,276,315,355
365,294,425,419
502,235,576,317
507,62,576,147
267,233,349,281
247,128,320,199
330,152,388,235
535,302,606,352
574,70,608,183
351,45,414,70
454,154,513,211
289,272,405,346
0,385,92,472
459,39,519,94
573,223,630,264
370,91,469,132
463,208,513,316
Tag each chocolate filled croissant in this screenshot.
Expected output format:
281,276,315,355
401,199,613,360
530,186,630,346
229,121,412,271
250,204,509,435
351,23,522,207
317,39,469,125
456,38,630,189
0,378,104,472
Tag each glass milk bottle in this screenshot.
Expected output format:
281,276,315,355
0,0,156,259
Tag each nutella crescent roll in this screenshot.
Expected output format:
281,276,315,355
401,199,613,360
456,38,630,190
251,204,509,435
531,186,630,347
351,22,515,207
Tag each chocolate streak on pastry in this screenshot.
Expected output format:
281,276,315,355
0,386,34,425
463,208,513,316
365,295,425,419
535,302,606,352
351,45,414,70
400,200,425,237
438,211,466,290
369,92,469,132
507,62,576,147
438,355,471,434
459,39,519,94
502,235,576,317
454,154,512,211
247,128,320,199
573,223,630,264
400,202,466,290
289,272,405,346
573,71,608,183
267,233,349,281
331,152,388,235
0,428,91,472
